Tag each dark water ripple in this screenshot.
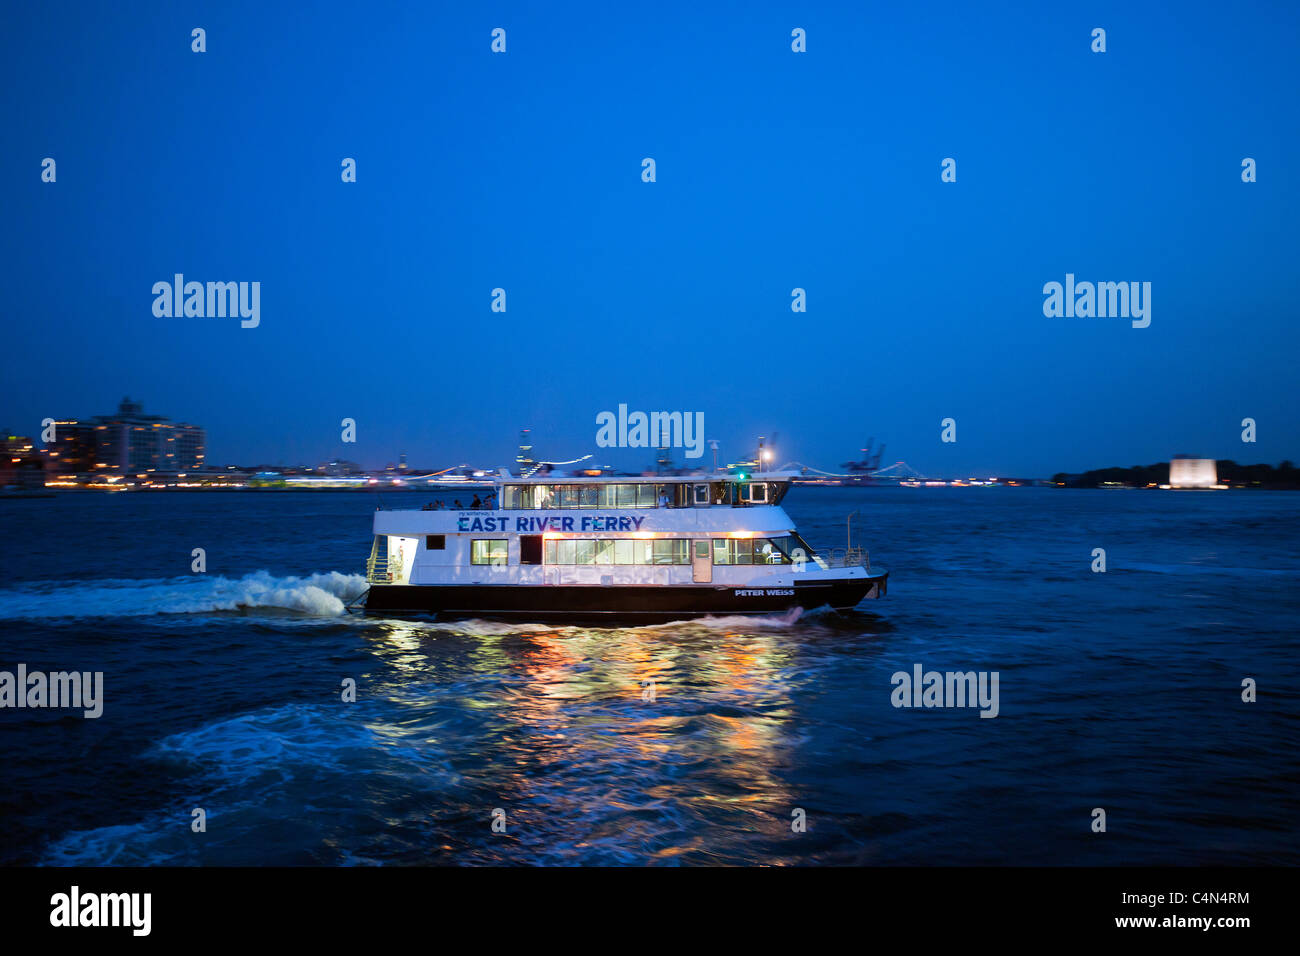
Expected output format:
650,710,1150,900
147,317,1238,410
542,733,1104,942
0,487,1296,865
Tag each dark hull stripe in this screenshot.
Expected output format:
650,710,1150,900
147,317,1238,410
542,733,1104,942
363,574,887,623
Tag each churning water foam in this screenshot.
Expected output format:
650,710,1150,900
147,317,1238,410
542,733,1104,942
0,571,367,620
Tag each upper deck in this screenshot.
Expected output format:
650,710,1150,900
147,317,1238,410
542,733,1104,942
497,472,793,510
373,472,799,537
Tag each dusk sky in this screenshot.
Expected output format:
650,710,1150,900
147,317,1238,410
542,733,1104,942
4,0,1297,477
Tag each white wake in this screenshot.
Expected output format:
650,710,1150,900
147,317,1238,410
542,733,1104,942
0,570,367,620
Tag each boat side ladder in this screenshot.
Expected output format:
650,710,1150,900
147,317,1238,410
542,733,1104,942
365,537,404,584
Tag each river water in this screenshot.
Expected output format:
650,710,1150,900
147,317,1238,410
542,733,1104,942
1,487,1295,865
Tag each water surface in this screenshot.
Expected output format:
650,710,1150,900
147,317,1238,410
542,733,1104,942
1,487,1295,865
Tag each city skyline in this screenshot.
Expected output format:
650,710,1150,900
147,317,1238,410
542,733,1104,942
4,1,1298,477
7,390,1294,479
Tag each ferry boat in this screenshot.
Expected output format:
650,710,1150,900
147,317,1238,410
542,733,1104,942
360,472,888,622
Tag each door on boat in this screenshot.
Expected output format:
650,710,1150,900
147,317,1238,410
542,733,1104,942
692,539,712,583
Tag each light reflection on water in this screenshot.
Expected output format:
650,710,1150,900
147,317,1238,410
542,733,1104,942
6,487,1298,866
345,613,891,865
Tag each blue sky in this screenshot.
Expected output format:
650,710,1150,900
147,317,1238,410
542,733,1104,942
3,1,1297,476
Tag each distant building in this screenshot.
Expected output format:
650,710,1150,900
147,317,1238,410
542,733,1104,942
3,433,34,460
90,397,205,474
320,459,361,476
1170,456,1217,489
1,433,45,488
44,420,99,474
41,397,205,476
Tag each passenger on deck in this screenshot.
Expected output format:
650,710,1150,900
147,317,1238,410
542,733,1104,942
454,499,463,509
471,494,482,510
658,491,670,508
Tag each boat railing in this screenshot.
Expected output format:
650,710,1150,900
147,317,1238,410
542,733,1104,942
815,547,870,570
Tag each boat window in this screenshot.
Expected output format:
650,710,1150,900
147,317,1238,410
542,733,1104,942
652,539,688,565
761,535,802,564
519,535,542,565
740,482,768,504
502,482,671,509
504,484,548,509
712,538,760,565
541,538,689,565
470,539,508,566
788,532,819,560
425,535,445,551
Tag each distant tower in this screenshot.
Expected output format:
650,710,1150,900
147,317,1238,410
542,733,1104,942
398,452,407,471
516,428,535,473
656,446,675,474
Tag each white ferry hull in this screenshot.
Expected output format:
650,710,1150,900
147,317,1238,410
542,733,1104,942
360,471,891,623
